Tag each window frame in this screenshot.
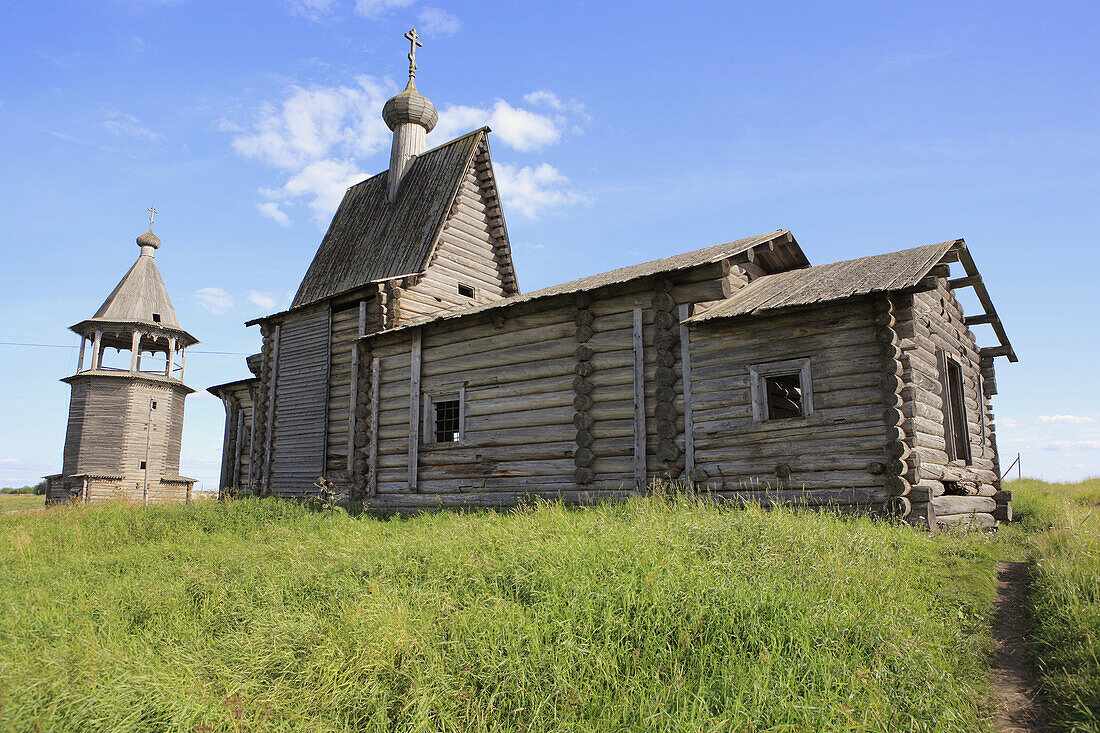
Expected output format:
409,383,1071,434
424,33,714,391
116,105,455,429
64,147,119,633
423,385,466,445
937,350,972,465
749,358,814,423
457,283,476,299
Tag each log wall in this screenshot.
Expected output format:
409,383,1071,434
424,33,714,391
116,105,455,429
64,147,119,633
689,299,889,508
894,278,1003,527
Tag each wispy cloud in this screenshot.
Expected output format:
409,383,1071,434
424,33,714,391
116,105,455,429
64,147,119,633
0,458,20,465
1039,415,1096,424
494,162,585,219
418,7,461,37
103,110,162,141
434,99,563,152
193,287,234,315
247,290,279,310
878,47,952,72
524,89,587,117
998,417,1019,429
231,76,390,225
354,0,414,17
257,201,291,226
1044,440,1100,452
287,0,339,21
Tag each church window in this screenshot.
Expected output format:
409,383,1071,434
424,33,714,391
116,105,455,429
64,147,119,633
139,461,146,469
457,283,475,298
152,313,161,323
425,387,465,443
749,358,814,422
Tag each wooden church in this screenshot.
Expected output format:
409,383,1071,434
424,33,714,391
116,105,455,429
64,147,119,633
210,32,1016,529
47,217,197,504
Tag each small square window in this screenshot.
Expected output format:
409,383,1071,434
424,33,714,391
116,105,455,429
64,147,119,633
151,401,157,410
139,461,146,469
750,359,813,422
765,373,804,419
152,313,161,323
457,283,475,298
433,399,461,442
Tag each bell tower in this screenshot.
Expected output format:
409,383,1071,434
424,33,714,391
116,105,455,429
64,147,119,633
45,212,198,504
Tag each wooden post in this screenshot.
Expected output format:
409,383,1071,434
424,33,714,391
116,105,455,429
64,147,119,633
81,477,88,503
165,337,176,377
246,385,257,491
218,395,233,493
232,405,245,493
369,356,380,497
358,300,367,336
347,343,359,473
178,346,187,381
678,304,695,476
632,307,645,489
263,325,281,495
91,330,103,370
408,329,422,491
77,336,87,372
129,331,140,372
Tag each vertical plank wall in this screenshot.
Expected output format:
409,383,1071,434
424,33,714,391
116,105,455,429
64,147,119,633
270,306,331,497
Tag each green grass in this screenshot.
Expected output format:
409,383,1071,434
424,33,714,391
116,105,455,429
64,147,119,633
0,493,45,512
1009,478,1100,732
0,496,1006,732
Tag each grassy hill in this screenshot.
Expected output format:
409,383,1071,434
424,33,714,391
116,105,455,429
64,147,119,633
0,481,1095,732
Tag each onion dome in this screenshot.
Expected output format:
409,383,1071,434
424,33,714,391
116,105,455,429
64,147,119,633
137,228,161,251
382,79,438,133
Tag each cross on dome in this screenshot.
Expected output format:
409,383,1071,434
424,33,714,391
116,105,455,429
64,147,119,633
147,204,157,230
405,28,421,80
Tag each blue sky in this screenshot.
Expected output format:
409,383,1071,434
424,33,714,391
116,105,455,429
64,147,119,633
1,0,1097,490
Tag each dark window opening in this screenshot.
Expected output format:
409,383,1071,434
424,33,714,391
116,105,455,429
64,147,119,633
765,373,804,420
151,401,157,410
152,313,161,323
457,283,475,298
139,461,147,469
938,352,972,464
434,399,461,442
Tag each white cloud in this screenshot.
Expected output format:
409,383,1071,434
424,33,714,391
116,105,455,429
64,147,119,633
193,287,234,315
1044,440,1100,452
103,110,162,141
418,7,461,36
257,201,291,226
1039,415,1096,424
494,162,584,219
998,417,1018,429
0,458,20,464
523,90,587,117
434,100,561,152
354,0,414,17
287,0,339,20
247,291,278,310
231,76,390,226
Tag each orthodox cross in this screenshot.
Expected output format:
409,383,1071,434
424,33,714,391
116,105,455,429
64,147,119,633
147,204,157,230
405,28,421,80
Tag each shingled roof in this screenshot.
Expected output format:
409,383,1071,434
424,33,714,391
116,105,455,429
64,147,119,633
361,230,806,338
291,128,488,309
686,240,958,322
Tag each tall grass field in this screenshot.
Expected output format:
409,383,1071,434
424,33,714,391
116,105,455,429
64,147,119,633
0,481,1094,731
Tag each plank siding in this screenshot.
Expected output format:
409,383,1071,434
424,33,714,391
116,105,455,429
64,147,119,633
270,307,330,497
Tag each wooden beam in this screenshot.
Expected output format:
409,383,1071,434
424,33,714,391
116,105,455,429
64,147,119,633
321,307,332,472
77,337,87,372
368,356,380,497
632,307,645,488
980,346,1013,359
948,275,981,290
408,328,422,491
232,405,245,492
346,343,358,474
964,313,998,326
678,304,695,476
218,396,233,494
956,246,1017,362
129,331,140,372
263,325,280,495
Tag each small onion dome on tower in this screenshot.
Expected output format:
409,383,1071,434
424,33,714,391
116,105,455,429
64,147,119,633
383,29,437,202
136,228,161,254
382,79,438,133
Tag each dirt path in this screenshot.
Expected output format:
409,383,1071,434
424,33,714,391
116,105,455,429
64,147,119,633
991,561,1052,733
